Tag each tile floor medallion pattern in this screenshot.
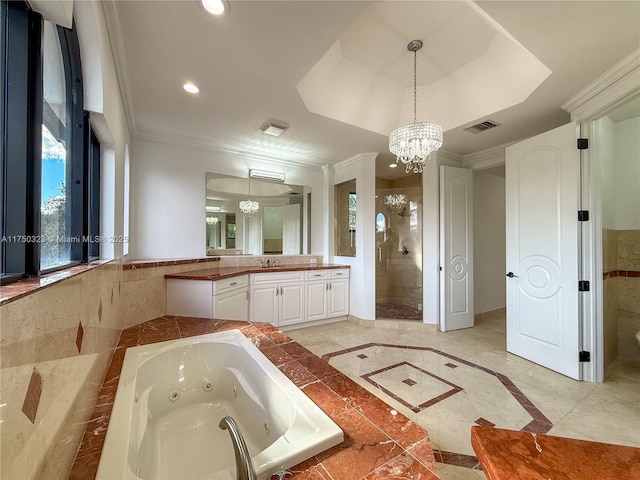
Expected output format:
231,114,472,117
286,312,640,480
323,343,552,470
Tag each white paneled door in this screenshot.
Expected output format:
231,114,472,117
505,122,581,380
439,166,474,332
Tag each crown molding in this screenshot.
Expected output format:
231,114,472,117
460,141,517,170
101,0,137,136
133,131,326,172
436,149,464,165
334,152,379,172
561,48,640,121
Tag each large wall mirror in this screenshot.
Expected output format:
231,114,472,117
334,179,356,257
206,172,311,255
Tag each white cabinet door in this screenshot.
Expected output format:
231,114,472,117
166,279,213,318
280,283,305,326
214,288,248,321
250,284,279,325
306,280,329,322
328,278,349,317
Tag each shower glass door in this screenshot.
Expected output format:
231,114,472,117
375,175,423,321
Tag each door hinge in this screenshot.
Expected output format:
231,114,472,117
578,280,590,292
577,138,589,150
579,351,591,362
578,210,589,221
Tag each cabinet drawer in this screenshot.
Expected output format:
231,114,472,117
250,271,304,284
214,274,248,295
330,269,349,279
306,270,327,280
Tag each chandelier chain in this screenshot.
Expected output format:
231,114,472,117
413,48,417,124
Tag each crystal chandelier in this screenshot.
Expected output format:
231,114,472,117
239,172,259,217
205,216,219,225
389,40,443,174
385,193,407,210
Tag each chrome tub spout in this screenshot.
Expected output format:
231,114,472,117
219,416,257,480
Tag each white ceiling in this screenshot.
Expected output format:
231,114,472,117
106,1,640,179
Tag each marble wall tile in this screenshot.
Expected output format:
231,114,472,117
603,228,618,272
604,277,619,367
0,261,122,480
617,230,640,271
618,309,640,366
0,294,36,368
618,276,640,313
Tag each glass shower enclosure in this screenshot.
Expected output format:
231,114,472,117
375,174,423,321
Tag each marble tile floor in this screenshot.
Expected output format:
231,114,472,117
287,311,640,480
376,301,423,321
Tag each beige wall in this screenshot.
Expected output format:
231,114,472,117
0,263,122,479
473,170,506,314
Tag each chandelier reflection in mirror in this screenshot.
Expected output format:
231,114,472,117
239,171,260,216
385,193,407,211
389,40,443,174
205,216,219,225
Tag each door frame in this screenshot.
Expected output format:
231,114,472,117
561,48,640,382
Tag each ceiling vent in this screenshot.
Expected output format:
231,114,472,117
259,120,288,137
464,120,501,134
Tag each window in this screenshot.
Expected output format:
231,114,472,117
1,2,99,284
40,20,70,270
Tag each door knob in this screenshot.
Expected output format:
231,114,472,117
506,272,518,278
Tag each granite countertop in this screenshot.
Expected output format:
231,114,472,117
164,264,350,281
471,426,640,479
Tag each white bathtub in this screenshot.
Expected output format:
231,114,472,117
96,330,343,480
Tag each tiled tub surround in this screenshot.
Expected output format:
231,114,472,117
122,255,323,328
0,261,123,480
70,317,440,480
286,312,640,479
98,330,343,480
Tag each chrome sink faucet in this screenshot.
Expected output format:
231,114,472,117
219,416,257,480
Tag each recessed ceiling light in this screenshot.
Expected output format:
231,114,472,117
182,82,199,94
388,163,398,168
202,0,224,15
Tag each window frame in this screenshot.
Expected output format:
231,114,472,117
1,1,99,285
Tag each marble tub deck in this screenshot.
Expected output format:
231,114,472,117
471,426,640,480
69,317,440,480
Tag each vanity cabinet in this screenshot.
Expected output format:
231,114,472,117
166,267,349,327
166,279,213,318
213,275,249,321
249,271,305,326
166,275,248,320
305,269,349,321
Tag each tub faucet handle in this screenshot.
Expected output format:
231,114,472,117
272,469,292,480
219,416,257,480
